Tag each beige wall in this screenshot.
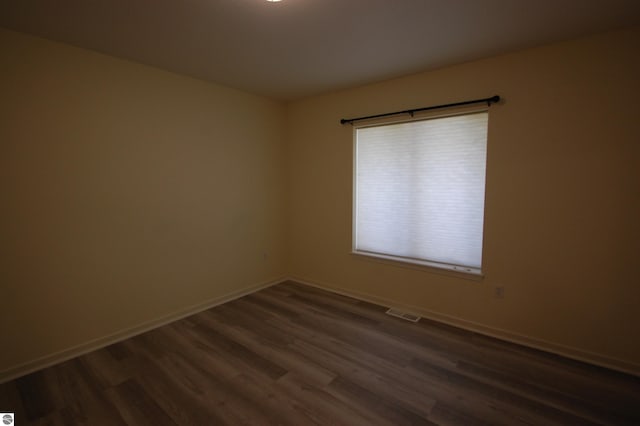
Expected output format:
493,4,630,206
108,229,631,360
287,26,640,371
0,28,287,376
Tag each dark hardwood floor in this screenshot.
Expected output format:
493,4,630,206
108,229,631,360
2,281,639,425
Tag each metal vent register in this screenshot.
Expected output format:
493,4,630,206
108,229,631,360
385,308,421,322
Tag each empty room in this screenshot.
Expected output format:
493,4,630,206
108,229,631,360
1,0,639,424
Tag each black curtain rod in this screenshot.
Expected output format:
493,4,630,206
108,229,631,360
340,95,500,125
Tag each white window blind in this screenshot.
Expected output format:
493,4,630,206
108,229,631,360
353,111,488,274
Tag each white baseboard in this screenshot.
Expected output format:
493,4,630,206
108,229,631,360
0,276,287,384
5,275,637,383
289,275,640,378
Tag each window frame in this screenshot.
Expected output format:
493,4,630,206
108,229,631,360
351,107,489,277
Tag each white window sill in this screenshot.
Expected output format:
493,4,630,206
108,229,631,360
350,251,484,281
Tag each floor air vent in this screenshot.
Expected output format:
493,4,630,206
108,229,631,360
385,308,421,323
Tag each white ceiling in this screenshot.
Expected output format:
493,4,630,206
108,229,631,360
1,0,639,100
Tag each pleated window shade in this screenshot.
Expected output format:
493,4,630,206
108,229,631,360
353,111,488,274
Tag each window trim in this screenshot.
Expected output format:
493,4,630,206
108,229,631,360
351,107,489,277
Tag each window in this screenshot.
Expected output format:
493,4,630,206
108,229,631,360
353,111,488,275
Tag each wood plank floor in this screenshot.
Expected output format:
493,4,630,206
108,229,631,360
2,281,639,425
